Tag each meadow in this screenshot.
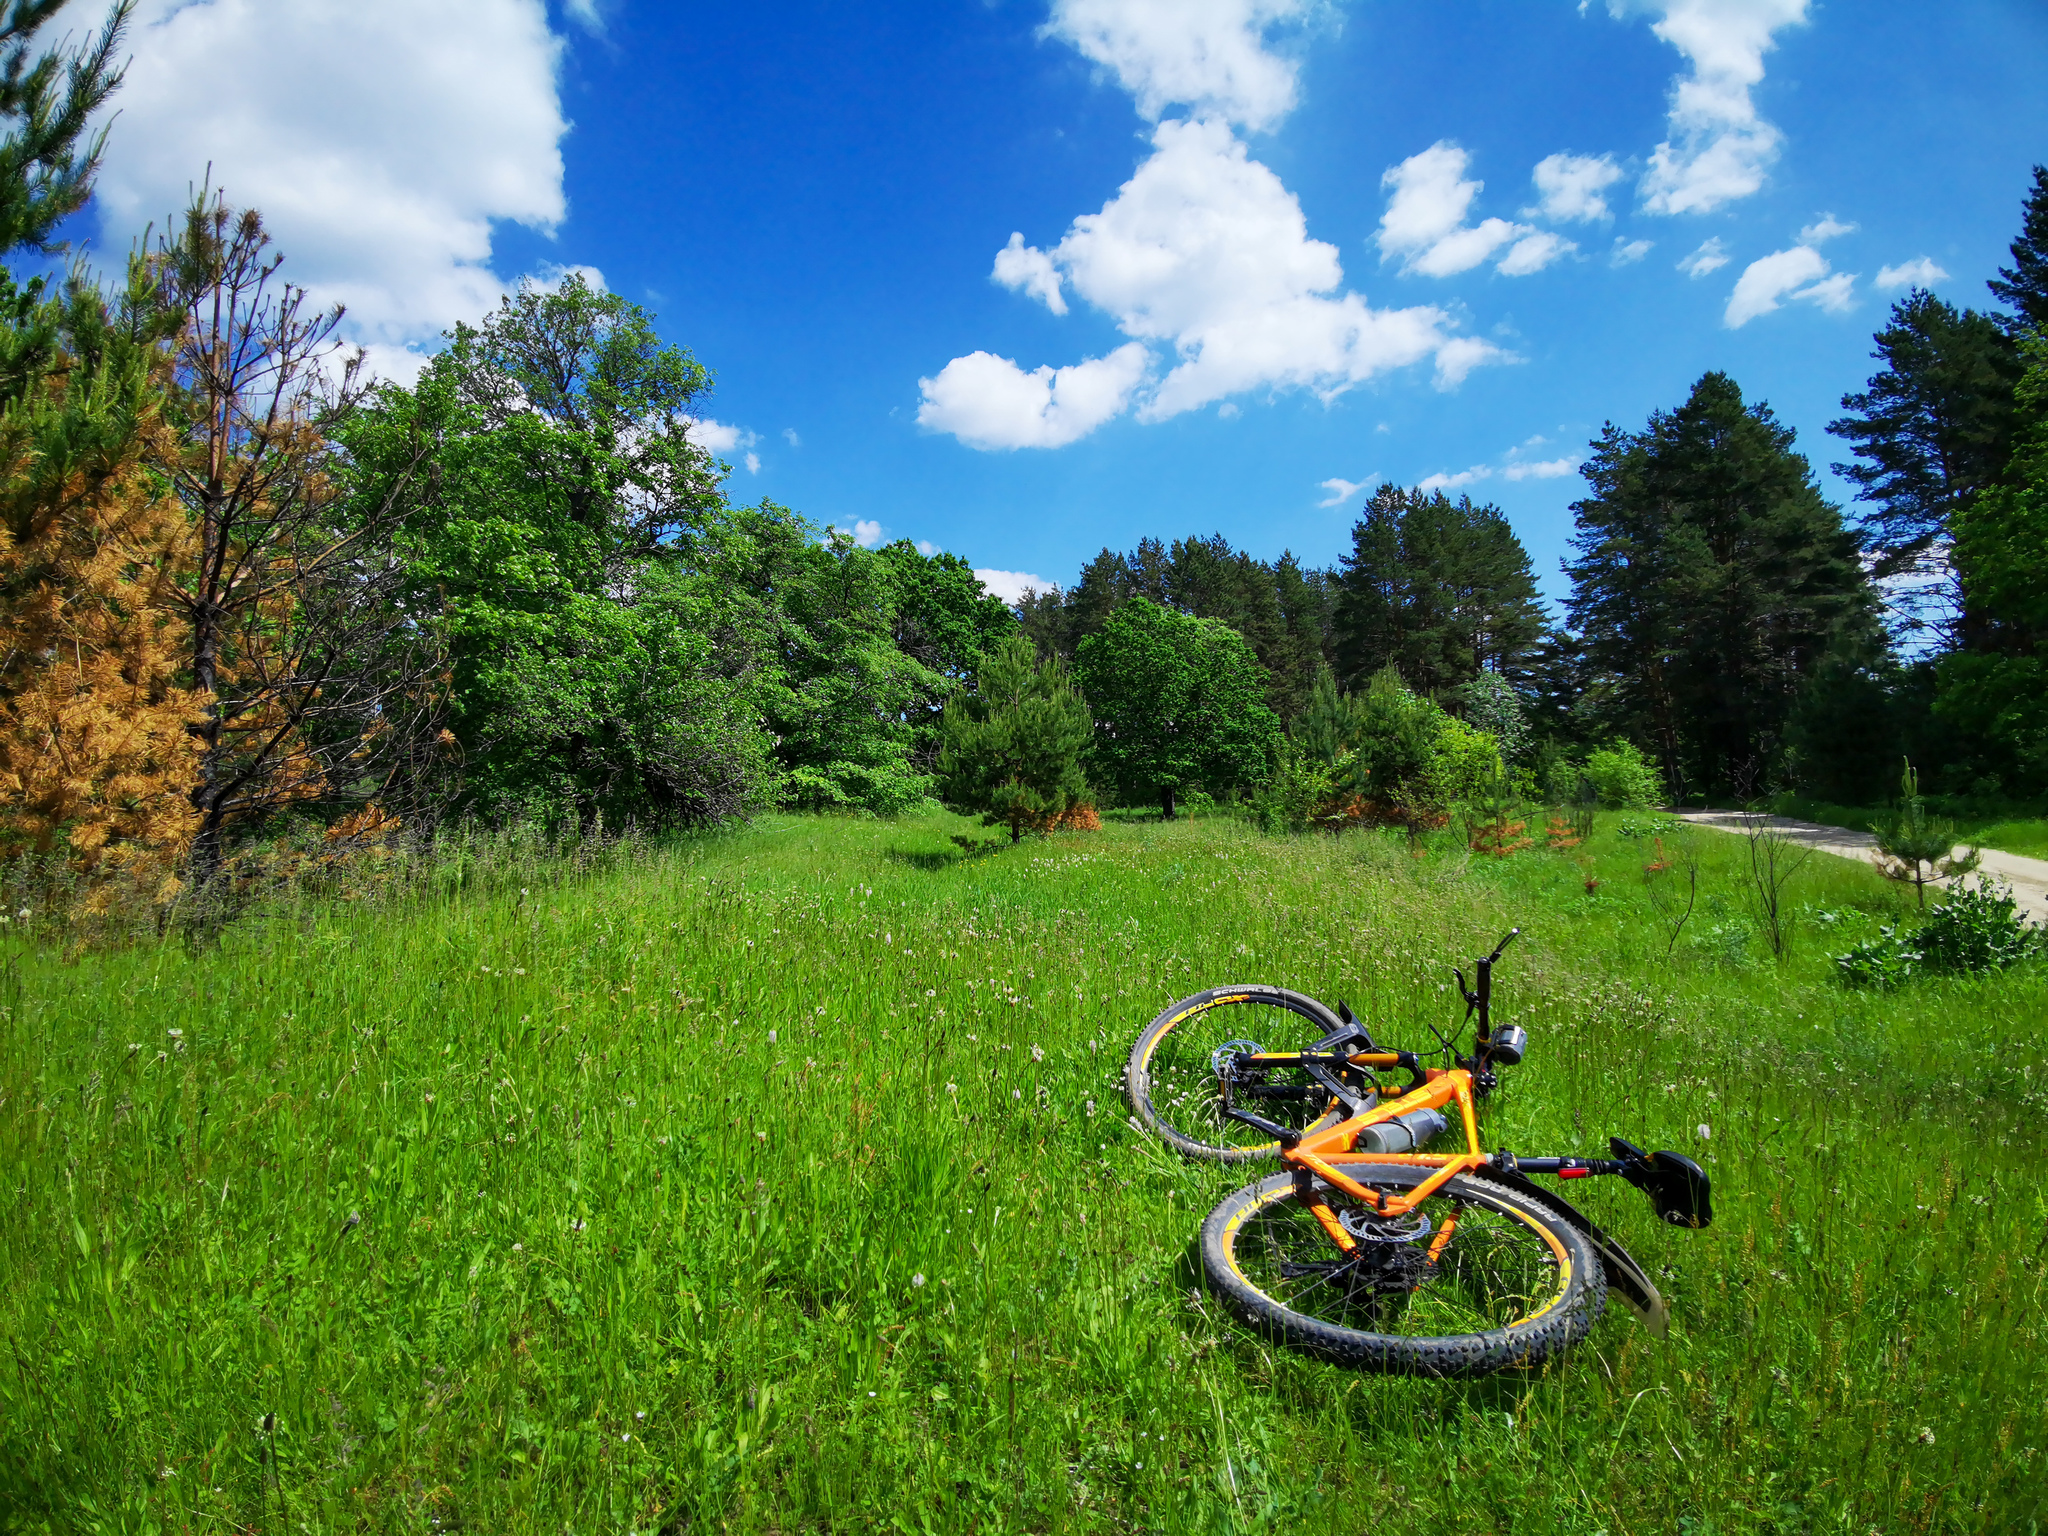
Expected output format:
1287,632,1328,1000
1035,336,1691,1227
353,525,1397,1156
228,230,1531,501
2,810,2045,1534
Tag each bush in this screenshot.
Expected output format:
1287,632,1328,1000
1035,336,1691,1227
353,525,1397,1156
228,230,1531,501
1583,741,1665,809
1835,880,2043,987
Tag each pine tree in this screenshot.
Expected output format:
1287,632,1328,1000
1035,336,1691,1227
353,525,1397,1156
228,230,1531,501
1988,164,2048,335
937,632,1092,843
1333,485,1546,694
1827,289,2019,642
1567,372,1873,800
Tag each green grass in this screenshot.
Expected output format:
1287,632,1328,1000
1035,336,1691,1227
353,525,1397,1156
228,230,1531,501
3,811,2046,1533
1774,796,2048,861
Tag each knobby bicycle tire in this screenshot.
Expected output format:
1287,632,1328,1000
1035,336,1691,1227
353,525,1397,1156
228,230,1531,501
1124,985,1355,1162
1201,1164,1607,1376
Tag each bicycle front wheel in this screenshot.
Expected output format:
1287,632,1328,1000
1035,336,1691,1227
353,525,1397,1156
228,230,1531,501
1201,1164,1607,1375
1124,985,1358,1162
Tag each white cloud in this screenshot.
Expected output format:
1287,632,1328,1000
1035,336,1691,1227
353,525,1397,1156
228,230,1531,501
993,232,1068,314
925,12,1506,449
1503,457,1579,480
1611,237,1654,265
916,540,939,556
563,0,603,31
1877,257,1949,290
1433,336,1512,389
685,418,759,457
1724,244,1855,326
916,344,1150,450
1379,142,1532,276
1418,465,1492,493
782,427,802,447
975,568,1055,605
743,452,761,475
833,520,885,548
1041,0,1315,131
1678,237,1730,277
1627,0,1809,215
1379,142,1567,277
1530,152,1623,221
1318,475,1376,507
95,0,573,373
1497,231,1577,276
1798,214,1856,245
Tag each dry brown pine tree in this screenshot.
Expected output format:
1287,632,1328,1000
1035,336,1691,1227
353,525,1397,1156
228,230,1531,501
143,195,443,883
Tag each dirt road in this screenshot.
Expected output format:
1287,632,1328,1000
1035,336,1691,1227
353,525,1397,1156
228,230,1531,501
1674,810,2048,923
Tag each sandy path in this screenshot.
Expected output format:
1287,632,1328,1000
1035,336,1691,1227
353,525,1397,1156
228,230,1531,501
1673,810,2048,924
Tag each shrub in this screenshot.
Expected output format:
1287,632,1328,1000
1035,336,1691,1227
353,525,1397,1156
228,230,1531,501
1583,741,1665,809
1835,880,2043,987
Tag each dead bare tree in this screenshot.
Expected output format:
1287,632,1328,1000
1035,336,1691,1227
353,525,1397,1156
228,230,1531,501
144,194,443,884
1729,760,1813,960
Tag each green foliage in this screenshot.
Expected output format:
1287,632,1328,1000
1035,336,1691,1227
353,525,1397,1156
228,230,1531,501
1582,740,1665,809
1248,738,1334,834
1568,371,1874,799
1988,162,2048,334
1869,759,1980,907
1335,484,1547,695
872,540,1016,765
1836,881,2043,987
1456,669,1531,766
1074,597,1279,817
937,633,1091,843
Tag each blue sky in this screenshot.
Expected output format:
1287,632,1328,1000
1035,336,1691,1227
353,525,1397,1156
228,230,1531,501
82,0,2048,607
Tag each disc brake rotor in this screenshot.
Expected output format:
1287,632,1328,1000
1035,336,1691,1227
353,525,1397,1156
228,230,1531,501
1209,1039,1264,1077
1339,1206,1432,1244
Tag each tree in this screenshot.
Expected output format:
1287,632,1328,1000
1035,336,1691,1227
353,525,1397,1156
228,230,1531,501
1870,760,1978,908
1827,289,2018,643
1075,597,1278,818
937,632,1090,843
352,273,781,827
1988,164,2048,335
1334,485,1546,694
872,540,1014,771
1933,334,2048,792
145,198,446,880
1566,372,1873,800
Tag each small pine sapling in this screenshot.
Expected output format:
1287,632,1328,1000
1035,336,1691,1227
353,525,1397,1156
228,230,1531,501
1869,759,1979,908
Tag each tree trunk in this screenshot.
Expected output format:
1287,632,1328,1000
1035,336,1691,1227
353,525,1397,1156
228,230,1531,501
1160,784,1176,820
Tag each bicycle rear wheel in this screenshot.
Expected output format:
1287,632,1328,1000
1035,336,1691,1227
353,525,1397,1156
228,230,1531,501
1124,985,1361,1162
1201,1164,1606,1375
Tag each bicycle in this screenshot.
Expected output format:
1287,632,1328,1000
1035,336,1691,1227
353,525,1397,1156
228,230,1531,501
1124,929,1711,1376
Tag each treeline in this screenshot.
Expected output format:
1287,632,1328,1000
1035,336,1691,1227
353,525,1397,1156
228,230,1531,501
1009,166,2048,813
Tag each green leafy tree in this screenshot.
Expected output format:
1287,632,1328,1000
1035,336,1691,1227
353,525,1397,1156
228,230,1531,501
1581,741,1664,809
1566,372,1874,800
1075,597,1278,818
1334,485,1547,695
872,540,1014,770
345,275,779,826
937,633,1091,843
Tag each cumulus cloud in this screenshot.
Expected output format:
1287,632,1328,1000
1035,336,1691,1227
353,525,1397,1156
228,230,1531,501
1498,231,1577,276
993,232,1068,314
1628,0,1809,215
917,344,1151,449
830,520,885,548
1798,214,1856,244
975,568,1055,605
95,0,573,377
1503,456,1579,480
1418,465,1492,493
1318,475,1377,508
1725,244,1855,326
1678,237,1730,277
1379,142,1570,278
1041,0,1315,131
1877,257,1948,290
1530,152,1623,222
930,8,1507,449
1612,238,1654,265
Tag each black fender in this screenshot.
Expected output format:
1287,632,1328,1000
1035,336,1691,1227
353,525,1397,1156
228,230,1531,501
1483,1167,1670,1338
